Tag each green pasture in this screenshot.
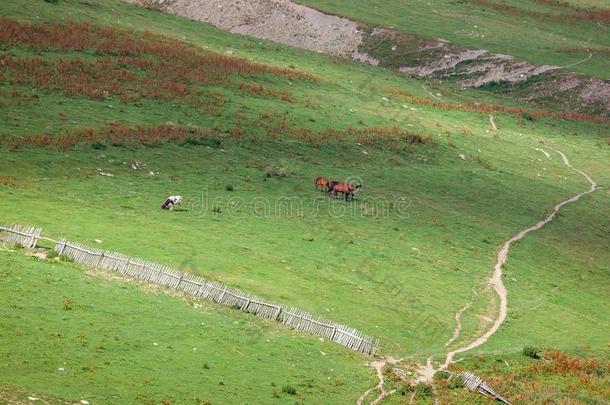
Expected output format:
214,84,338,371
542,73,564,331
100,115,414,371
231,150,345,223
0,0,608,403
0,253,374,404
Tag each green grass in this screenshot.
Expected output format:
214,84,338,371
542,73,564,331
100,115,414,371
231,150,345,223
1,121,608,359
0,0,609,403
294,0,610,79
0,253,373,404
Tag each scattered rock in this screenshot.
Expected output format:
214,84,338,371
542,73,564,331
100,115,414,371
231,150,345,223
351,51,379,66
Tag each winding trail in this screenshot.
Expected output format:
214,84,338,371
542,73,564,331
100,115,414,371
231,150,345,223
358,149,598,403
557,52,593,69
445,304,471,348
434,149,598,374
536,148,551,159
356,357,398,405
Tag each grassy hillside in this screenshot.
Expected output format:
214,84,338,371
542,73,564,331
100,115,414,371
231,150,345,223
295,0,610,79
0,253,373,404
0,0,608,403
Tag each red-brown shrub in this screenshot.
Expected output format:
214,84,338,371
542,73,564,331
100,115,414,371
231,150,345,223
0,18,315,106
3,124,221,150
0,176,18,187
531,350,602,377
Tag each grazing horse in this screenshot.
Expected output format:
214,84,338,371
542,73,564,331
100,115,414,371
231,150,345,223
327,181,363,201
314,177,329,191
161,195,182,210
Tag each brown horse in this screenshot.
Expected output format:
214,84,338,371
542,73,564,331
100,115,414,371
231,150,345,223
314,177,329,191
328,181,363,201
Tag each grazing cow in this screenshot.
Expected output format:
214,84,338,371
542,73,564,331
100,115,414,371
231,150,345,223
327,181,363,201
161,195,183,210
314,177,329,191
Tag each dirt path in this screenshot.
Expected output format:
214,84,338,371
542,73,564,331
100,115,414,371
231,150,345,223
430,148,598,375
356,357,398,405
358,149,598,403
536,148,551,159
445,304,470,348
558,52,593,69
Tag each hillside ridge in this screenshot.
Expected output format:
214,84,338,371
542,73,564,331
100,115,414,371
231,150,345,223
127,0,609,116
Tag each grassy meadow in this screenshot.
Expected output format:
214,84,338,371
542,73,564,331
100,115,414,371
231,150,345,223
0,253,374,404
0,0,609,403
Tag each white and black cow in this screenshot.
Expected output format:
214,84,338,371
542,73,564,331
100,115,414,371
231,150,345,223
161,195,183,211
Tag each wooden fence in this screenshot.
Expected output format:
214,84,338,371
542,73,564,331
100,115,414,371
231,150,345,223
0,224,380,355
458,371,510,404
0,224,42,249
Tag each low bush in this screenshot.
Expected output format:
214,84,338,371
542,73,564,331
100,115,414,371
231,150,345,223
414,383,433,397
91,142,107,150
523,346,542,359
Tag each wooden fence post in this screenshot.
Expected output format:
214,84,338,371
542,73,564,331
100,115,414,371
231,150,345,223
357,337,365,353
57,240,66,256
30,229,40,249
330,326,337,341
96,251,105,267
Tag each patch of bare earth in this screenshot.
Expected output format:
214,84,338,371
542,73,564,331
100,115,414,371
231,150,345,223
125,0,362,57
